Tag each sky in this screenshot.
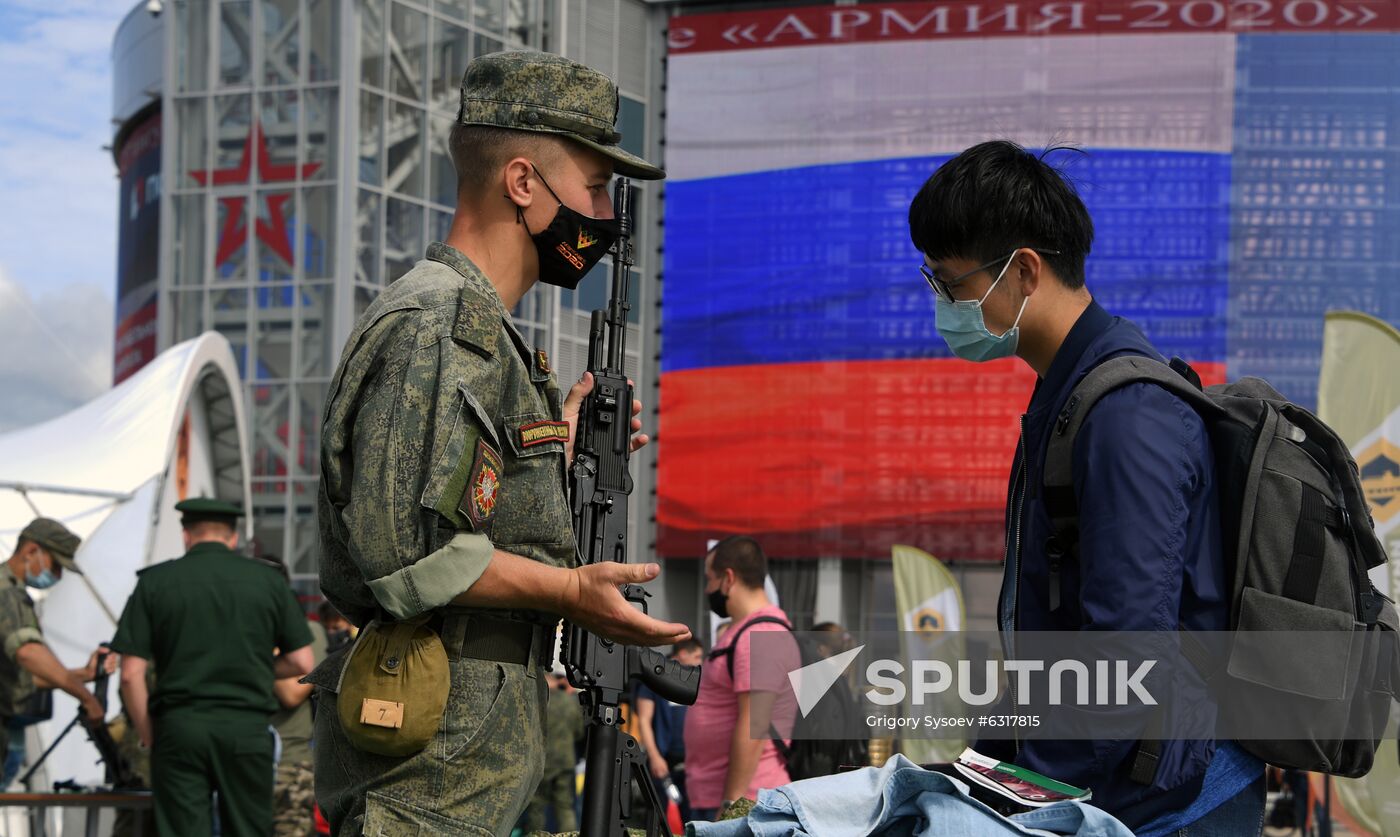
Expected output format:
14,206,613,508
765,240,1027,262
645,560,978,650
0,0,134,432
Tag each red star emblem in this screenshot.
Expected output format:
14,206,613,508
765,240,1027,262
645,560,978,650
189,122,320,267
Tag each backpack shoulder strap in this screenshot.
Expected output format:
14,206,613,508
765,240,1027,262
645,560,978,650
710,616,792,680
1041,355,1220,611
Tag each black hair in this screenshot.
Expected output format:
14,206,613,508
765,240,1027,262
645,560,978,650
908,140,1094,289
709,536,768,589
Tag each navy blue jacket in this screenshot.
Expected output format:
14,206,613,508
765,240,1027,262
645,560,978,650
986,301,1231,830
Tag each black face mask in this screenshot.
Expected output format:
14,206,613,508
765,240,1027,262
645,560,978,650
707,586,730,619
519,166,619,291
325,629,352,655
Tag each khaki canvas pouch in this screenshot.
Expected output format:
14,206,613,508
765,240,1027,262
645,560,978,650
335,616,450,757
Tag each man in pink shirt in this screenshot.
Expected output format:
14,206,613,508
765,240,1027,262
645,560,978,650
682,537,799,821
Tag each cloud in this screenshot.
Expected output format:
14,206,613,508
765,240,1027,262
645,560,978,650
0,1,130,303
0,267,113,433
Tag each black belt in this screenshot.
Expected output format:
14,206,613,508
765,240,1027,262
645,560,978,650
431,613,549,667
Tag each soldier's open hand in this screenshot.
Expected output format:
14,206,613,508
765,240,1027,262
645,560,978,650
559,561,691,647
562,372,649,465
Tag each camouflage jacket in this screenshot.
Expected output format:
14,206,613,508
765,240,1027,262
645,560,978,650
319,243,575,627
0,566,41,719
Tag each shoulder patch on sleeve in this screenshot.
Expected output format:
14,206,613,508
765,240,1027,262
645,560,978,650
459,439,504,533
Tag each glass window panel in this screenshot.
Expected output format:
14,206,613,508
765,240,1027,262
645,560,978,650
505,0,530,43
384,197,424,282
259,90,299,178
386,100,425,199
210,289,250,360
475,0,506,37
176,0,210,92
304,88,337,182
356,189,382,285
577,261,609,311
430,17,470,108
430,209,453,244
627,269,641,323
302,186,336,281
170,289,206,343
429,114,455,208
360,0,385,89
173,194,207,286
307,0,339,82
250,496,289,556
253,311,294,380
618,96,645,159
473,33,504,62
219,2,253,88
214,94,252,171
436,0,470,22
214,196,249,282
256,189,297,283
260,0,300,85
354,285,379,320
175,98,208,187
294,380,329,477
389,3,428,102
359,91,383,186
295,284,332,376
288,502,320,574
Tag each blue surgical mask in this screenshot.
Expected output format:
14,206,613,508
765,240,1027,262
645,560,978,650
934,254,1029,362
26,568,58,590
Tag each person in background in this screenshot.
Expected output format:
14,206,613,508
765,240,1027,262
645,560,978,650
318,601,354,656
634,637,704,822
0,518,111,784
684,537,800,821
522,664,587,833
264,556,327,837
111,498,314,836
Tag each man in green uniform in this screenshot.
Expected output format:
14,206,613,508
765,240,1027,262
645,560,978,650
312,50,690,835
111,498,314,836
522,666,587,832
0,519,109,757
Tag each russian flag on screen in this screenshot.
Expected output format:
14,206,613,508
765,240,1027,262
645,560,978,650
657,2,1400,560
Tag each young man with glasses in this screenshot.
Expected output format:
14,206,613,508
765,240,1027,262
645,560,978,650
907,141,1265,836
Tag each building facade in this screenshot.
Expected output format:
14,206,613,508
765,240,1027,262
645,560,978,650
112,0,672,608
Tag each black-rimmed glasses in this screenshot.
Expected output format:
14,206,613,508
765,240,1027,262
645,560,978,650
920,248,1062,303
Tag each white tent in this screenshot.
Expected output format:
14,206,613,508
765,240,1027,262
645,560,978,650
0,331,250,791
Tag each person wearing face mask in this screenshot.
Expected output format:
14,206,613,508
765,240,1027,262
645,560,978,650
908,141,1264,837
310,50,689,835
0,518,111,771
683,537,800,821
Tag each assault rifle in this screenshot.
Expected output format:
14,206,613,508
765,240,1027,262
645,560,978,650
21,648,141,790
563,179,702,837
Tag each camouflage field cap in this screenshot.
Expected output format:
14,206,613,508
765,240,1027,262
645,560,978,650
458,50,664,181
19,518,83,575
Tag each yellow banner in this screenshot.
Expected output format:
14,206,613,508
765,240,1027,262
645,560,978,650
892,544,966,764
1317,311,1400,837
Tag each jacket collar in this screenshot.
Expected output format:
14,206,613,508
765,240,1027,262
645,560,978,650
1028,298,1113,417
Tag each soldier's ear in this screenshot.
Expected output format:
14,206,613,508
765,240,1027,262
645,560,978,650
502,157,536,210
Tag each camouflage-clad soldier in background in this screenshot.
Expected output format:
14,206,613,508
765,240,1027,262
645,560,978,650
0,519,110,764
522,667,587,833
310,50,689,836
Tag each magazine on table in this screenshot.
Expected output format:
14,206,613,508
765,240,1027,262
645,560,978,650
947,748,1091,809
923,747,1091,813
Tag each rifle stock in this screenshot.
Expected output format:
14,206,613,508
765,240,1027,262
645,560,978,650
564,179,701,837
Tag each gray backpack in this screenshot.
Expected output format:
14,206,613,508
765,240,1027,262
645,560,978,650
1043,355,1399,779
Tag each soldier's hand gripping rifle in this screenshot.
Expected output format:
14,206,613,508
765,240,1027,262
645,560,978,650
563,179,702,837
20,647,141,790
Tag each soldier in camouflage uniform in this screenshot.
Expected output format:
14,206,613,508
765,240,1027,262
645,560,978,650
272,604,327,836
0,519,108,761
310,50,690,836
522,668,587,832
